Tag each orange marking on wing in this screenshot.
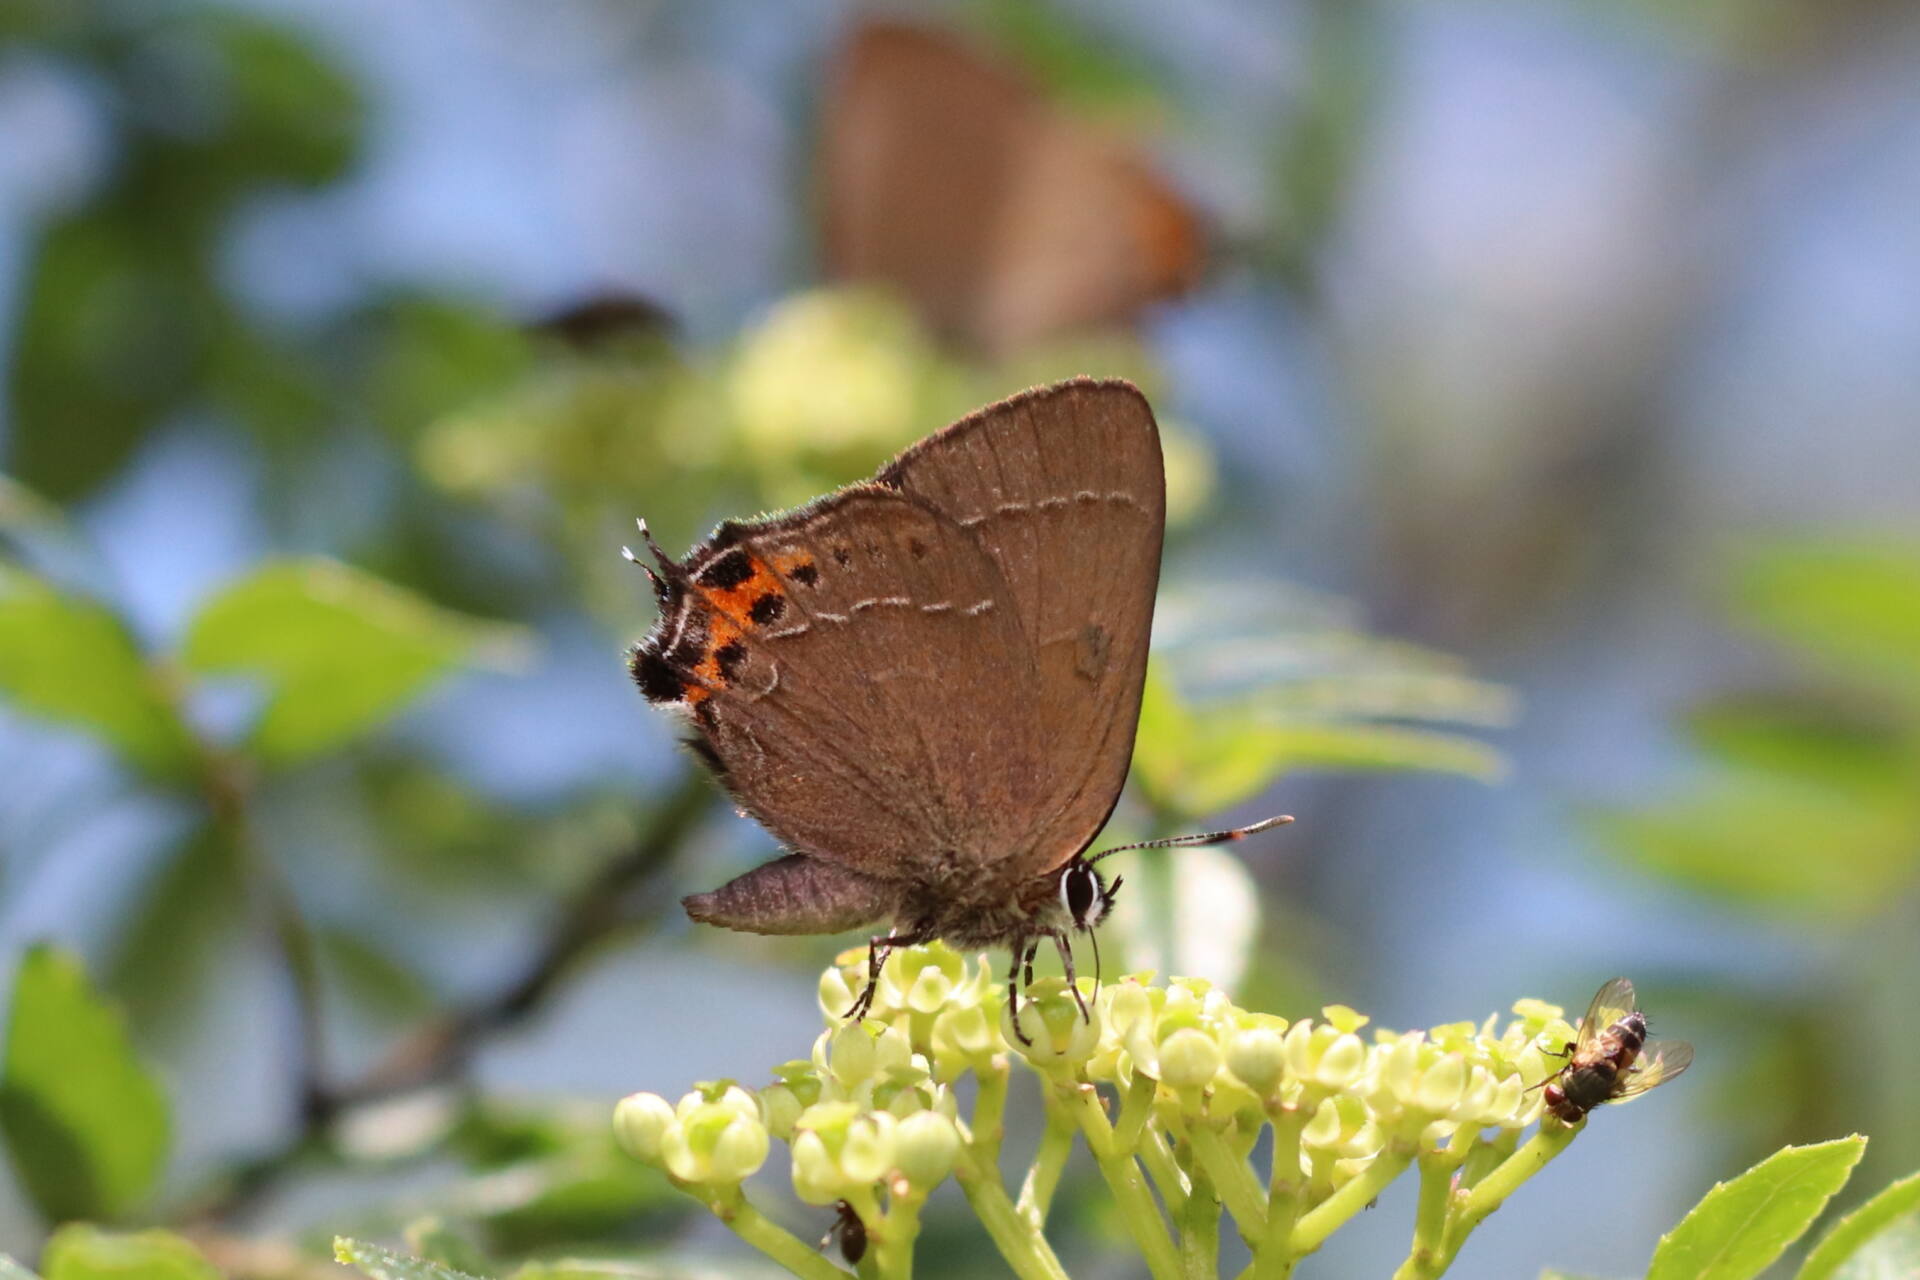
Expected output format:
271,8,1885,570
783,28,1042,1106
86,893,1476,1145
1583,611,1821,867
695,555,787,629
771,551,816,577
688,611,744,688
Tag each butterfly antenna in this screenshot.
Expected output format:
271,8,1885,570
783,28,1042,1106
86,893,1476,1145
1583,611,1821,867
622,517,675,594
1087,814,1293,865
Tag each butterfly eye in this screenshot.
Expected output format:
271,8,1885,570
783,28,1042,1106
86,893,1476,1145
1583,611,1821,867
1062,863,1101,927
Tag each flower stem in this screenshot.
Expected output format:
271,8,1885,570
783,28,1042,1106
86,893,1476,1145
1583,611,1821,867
1181,1153,1222,1280
1114,1071,1157,1152
971,1057,1011,1165
953,1143,1072,1280
1139,1122,1192,1218
1018,1090,1078,1228
1062,1082,1185,1280
1436,1119,1579,1267
1395,1149,1454,1280
1187,1123,1267,1241
707,1188,850,1280
1289,1138,1416,1258
1255,1102,1310,1280
875,1188,924,1280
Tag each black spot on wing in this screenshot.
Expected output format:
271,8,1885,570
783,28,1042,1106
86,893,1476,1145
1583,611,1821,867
714,640,748,681
832,545,852,566
631,649,686,703
790,563,819,587
697,547,754,589
749,593,786,624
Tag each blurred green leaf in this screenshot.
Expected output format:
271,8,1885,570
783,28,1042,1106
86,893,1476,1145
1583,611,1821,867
0,565,197,781
1736,541,1920,698
0,946,170,1223
335,1239,486,1280
473,1145,683,1255
182,557,524,765
317,925,437,1025
1133,665,1504,816
1799,1168,1920,1280
1687,696,1911,792
1827,1213,1920,1280
369,298,536,437
404,1218,496,1277
38,1227,217,1280
506,1266,756,1280
967,0,1164,113
6,213,209,499
1591,770,1920,918
104,826,246,1040
1648,1136,1866,1280
188,10,366,188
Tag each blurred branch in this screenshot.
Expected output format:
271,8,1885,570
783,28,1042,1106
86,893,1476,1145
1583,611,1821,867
184,761,715,1226
327,762,714,1106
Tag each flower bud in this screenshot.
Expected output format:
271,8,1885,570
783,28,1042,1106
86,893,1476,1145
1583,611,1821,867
660,1094,769,1185
613,1092,676,1165
789,1102,898,1204
1315,1033,1367,1089
760,1083,804,1141
819,964,860,1021
931,1002,999,1079
1414,1053,1469,1116
1159,1027,1223,1090
1004,981,1100,1069
1226,1027,1288,1095
894,1110,961,1187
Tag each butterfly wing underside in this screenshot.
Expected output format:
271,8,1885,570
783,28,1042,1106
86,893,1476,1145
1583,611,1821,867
879,379,1165,877
821,21,1202,356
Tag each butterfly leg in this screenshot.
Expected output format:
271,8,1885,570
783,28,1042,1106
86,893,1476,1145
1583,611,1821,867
1006,937,1037,1047
1053,931,1090,1023
847,926,934,1022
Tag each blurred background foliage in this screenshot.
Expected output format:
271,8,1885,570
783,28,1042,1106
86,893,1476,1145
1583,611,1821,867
1,0,1918,1277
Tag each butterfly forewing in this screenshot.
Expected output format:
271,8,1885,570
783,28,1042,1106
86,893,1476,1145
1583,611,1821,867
642,487,1045,879
1614,1039,1694,1100
880,380,1165,875
1577,976,1638,1051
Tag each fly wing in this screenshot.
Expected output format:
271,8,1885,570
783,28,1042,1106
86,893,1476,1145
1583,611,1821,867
877,379,1165,876
634,486,1046,878
1612,1039,1693,1101
1577,977,1638,1052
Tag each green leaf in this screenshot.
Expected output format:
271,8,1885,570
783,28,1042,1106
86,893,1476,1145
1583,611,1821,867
0,945,171,1224
0,566,196,781
333,1238,489,1280
103,826,247,1040
1736,540,1920,696
1798,1168,1920,1280
1828,1213,1920,1280
39,1226,216,1280
1648,1136,1867,1280
1592,772,1920,918
182,558,524,765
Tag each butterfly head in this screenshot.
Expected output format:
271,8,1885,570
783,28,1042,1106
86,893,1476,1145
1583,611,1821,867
1059,860,1120,932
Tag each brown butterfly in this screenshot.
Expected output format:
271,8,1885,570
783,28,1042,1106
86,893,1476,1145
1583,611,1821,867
628,379,1284,1039
820,21,1205,357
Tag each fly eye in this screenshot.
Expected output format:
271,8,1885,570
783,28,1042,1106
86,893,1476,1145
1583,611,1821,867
1062,863,1099,926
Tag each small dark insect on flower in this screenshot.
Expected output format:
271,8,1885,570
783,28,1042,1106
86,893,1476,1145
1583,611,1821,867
1535,977,1693,1124
820,1199,866,1265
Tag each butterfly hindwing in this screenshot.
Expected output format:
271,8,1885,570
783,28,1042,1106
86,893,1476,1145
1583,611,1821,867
879,379,1165,875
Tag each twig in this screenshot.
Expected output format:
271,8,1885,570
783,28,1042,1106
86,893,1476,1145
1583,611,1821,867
186,761,714,1224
